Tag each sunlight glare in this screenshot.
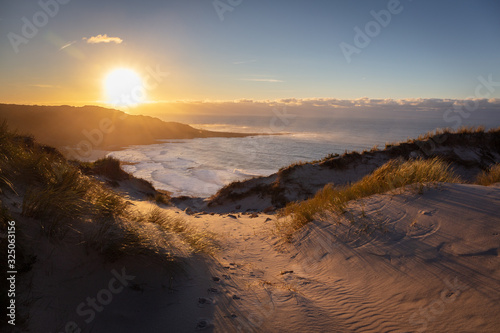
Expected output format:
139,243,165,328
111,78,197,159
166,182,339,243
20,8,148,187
104,68,146,106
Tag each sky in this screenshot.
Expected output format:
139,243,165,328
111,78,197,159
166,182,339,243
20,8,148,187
1,0,500,108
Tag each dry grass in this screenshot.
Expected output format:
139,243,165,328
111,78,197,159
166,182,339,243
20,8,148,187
275,157,460,240
138,207,218,255
84,207,217,266
18,160,129,238
78,156,129,181
88,207,217,264
0,122,214,263
476,164,500,186
147,191,171,205
413,125,486,141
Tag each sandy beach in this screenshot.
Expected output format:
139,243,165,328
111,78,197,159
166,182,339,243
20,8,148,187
17,181,499,332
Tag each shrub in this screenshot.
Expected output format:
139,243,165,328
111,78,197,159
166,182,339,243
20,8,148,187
147,192,171,205
86,156,129,181
476,164,500,186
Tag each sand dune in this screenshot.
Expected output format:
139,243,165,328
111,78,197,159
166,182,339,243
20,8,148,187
206,129,500,212
3,126,499,332
18,181,499,332
179,182,500,332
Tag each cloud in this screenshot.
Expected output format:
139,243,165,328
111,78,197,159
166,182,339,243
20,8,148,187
196,97,500,114
59,41,76,50
240,78,284,83
83,34,123,44
133,98,500,120
142,98,500,114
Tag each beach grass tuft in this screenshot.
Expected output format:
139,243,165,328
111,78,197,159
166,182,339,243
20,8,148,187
476,164,500,186
0,122,214,263
78,156,130,181
140,207,218,255
276,157,460,240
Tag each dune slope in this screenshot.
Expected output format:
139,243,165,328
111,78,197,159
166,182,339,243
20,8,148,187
184,183,500,332
207,128,500,212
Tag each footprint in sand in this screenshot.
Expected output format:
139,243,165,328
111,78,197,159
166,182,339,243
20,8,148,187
195,318,213,330
198,297,216,308
407,214,441,239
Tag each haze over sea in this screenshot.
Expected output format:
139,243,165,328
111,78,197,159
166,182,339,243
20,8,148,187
109,110,500,197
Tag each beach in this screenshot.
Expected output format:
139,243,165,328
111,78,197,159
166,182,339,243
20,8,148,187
109,112,500,198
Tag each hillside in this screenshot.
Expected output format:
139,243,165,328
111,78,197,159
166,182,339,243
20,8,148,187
0,123,218,331
0,104,254,159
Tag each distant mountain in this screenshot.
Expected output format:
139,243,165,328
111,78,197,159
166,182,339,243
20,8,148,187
0,104,254,159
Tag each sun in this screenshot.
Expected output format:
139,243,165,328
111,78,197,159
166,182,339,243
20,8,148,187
104,68,146,106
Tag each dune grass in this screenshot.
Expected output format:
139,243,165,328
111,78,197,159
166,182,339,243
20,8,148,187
138,207,217,254
78,156,130,181
476,164,500,186
146,191,171,205
321,126,493,164
17,158,129,237
276,157,460,240
0,122,129,241
0,122,212,262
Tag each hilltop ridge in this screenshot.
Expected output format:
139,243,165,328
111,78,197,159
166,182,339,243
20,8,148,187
0,104,256,159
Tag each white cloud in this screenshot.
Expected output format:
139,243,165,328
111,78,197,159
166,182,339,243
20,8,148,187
215,97,500,113
143,98,500,118
59,41,76,50
83,34,123,44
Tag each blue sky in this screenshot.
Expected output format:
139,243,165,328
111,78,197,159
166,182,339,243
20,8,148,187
1,0,499,104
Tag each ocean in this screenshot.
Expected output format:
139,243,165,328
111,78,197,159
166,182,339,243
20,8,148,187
108,110,500,197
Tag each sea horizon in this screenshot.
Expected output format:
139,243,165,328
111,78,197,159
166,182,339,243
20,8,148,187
109,109,500,197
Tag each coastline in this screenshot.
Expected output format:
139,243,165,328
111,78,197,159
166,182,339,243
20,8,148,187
2,123,500,332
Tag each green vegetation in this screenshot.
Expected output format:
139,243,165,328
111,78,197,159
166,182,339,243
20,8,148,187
276,157,460,240
476,163,500,186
